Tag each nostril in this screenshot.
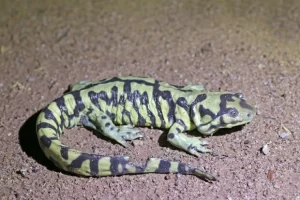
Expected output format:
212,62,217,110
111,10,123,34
247,113,251,118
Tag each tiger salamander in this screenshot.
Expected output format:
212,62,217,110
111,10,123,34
36,76,256,181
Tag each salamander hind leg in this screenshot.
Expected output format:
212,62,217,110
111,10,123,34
86,111,143,147
167,123,211,157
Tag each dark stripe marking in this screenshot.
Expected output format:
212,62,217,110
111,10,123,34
240,99,255,111
176,119,187,131
43,108,63,134
190,94,207,118
110,156,129,175
40,135,52,148
60,146,69,160
178,162,189,174
36,122,59,134
68,153,102,174
176,97,189,113
168,133,175,139
155,160,171,173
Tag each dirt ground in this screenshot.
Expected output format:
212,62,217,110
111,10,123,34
1,0,300,199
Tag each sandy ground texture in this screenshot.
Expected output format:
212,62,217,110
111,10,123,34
1,0,300,199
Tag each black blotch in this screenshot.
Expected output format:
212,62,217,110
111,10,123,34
90,157,100,176
190,94,207,118
199,105,216,119
175,127,181,133
40,135,52,148
60,146,69,160
44,107,62,135
218,94,234,116
106,110,116,122
219,116,226,126
105,123,110,127
119,95,125,105
176,97,189,112
86,107,93,115
155,160,171,173
239,99,255,111
122,110,133,124
71,90,86,117
187,144,194,151
68,153,102,172
195,105,218,129
110,156,129,175
36,122,59,135
168,133,175,139
101,115,107,120
176,119,187,131
55,96,72,128
178,162,189,174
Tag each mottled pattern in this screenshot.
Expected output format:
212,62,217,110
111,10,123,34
36,76,256,181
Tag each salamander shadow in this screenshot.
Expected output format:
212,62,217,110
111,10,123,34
18,110,60,173
18,85,73,173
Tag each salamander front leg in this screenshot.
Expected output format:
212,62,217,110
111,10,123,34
167,123,211,157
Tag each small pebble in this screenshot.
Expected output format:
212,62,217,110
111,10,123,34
16,168,27,177
32,166,39,173
164,174,172,180
257,63,265,69
27,77,35,82
244,140,250,144
267,170,275,181
279,132,289,139
261,144,269,155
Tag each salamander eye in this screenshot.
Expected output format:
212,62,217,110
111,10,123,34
228,108,239,118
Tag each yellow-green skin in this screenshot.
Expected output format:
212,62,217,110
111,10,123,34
36,76,256,181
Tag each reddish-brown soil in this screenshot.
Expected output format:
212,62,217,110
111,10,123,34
1,1,300,199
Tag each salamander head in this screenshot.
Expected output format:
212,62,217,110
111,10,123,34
192,92,256,135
